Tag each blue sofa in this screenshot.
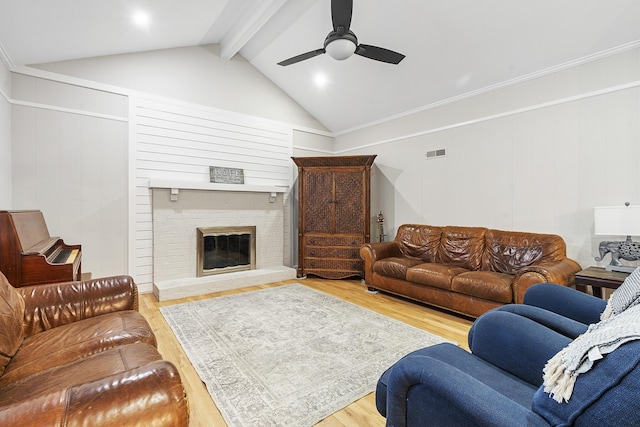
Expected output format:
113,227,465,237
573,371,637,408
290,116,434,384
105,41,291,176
376,284,640,426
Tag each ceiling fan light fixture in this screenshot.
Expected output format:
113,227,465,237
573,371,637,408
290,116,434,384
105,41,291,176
277,0,405,66
325,38,356,61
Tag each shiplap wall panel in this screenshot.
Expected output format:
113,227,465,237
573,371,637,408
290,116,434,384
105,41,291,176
132,96,293,288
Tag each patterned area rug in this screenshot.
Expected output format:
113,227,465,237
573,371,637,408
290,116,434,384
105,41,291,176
160,284,449,427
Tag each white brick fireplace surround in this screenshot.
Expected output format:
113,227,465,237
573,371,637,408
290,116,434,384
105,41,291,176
150,183,295,300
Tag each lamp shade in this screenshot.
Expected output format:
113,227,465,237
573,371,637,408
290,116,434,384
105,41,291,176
594,205,640,236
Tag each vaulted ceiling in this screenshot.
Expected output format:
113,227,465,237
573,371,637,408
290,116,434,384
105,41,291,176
1,0,640,133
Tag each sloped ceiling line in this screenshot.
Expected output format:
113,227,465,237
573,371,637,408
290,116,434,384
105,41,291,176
219,0,288,60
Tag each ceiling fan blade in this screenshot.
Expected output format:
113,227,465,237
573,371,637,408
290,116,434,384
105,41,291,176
277,48,325,66
355,44,405,64
331,0,353,33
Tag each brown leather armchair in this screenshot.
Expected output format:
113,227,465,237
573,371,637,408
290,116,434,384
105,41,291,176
0,271,189,426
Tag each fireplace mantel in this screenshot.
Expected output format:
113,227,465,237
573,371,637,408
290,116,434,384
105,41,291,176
148,179,289,194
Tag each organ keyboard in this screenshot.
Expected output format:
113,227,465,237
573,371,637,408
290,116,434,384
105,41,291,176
0,210,82,287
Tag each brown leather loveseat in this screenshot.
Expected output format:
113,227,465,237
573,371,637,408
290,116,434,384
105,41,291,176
0,271,189,426
360,224,581,317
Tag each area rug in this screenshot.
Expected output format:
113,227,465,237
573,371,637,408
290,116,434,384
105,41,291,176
160,284,449,427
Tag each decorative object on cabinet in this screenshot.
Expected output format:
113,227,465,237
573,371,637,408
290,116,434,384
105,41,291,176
377,211,386,242
594,203,640,273
292,155,376,279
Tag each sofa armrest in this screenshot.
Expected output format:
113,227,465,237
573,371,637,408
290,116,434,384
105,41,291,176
468,310,571,386
18,275,139,336
512,258,581,303
385,354,549,427
0,360,189,426
67,360,189,426
360,241,402,285
524,283,606,325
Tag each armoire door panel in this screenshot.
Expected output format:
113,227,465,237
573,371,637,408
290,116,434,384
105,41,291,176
303,170,333,234
334,171,364,235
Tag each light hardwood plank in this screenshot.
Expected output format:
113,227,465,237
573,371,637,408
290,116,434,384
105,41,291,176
139,278,473,427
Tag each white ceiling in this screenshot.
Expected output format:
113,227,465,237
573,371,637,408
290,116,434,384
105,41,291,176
1,0,640,133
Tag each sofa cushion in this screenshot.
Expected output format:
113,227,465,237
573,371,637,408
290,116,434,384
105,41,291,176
395,224,443,261
406,263,469,290
0,310,156,386
436,226,487,271
532,340,640,426
483,229,565,274
0,272,25,376
374,257,424,280
451,271,513,303
0,342,162,407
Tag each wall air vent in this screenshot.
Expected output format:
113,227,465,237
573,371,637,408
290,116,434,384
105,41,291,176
425,149,446,159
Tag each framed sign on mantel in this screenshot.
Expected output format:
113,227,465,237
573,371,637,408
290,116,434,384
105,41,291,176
210,166,244,184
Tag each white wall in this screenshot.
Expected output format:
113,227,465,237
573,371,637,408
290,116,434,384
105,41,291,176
335,47,640,270
11,44,331,288
0,59,10,207
10,74,130,279
33,44,327,133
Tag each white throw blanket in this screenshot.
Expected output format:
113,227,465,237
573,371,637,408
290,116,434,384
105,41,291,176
542,267,640,403
600,267,640,320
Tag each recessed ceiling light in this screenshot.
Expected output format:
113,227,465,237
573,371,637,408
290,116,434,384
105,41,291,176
313,72,329,89
132,10,151,29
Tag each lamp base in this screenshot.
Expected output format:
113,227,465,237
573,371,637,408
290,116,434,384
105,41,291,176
595,235,640,274
605,264,636,274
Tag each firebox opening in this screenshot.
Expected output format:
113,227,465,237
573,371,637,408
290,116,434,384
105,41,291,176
197,226,256,277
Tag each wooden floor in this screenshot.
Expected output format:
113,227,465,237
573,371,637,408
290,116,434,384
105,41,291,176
139,278,473,427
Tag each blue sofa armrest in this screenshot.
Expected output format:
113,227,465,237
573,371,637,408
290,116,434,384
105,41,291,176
524,283,605,325
468,310,572,386
385,353,549,427
481,304,589,340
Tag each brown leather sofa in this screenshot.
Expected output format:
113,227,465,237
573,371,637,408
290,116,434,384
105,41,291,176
0,271,189,426
360,224,581,317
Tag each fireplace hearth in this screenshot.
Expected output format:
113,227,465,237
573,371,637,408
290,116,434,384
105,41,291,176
197,226,256,277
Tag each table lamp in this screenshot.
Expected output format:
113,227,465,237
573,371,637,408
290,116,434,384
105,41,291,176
594,203,640,273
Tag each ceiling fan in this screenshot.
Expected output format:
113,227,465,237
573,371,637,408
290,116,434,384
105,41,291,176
277,0,405,66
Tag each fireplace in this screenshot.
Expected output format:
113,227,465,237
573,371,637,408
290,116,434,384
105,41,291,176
150,188,296,301
197,226,256,277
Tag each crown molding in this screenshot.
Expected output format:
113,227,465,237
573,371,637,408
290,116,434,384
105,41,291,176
0,42,15,70
335,40,640,137
334,79,640,155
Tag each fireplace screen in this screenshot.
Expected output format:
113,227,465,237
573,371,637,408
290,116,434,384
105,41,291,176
197,226,256,277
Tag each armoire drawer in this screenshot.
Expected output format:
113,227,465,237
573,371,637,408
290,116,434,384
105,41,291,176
304,246,360,259
305,235,364,247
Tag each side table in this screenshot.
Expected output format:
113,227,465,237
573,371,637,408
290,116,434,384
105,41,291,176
574,266,629,299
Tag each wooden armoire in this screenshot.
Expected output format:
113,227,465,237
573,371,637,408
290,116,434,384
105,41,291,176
292,155,376,279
